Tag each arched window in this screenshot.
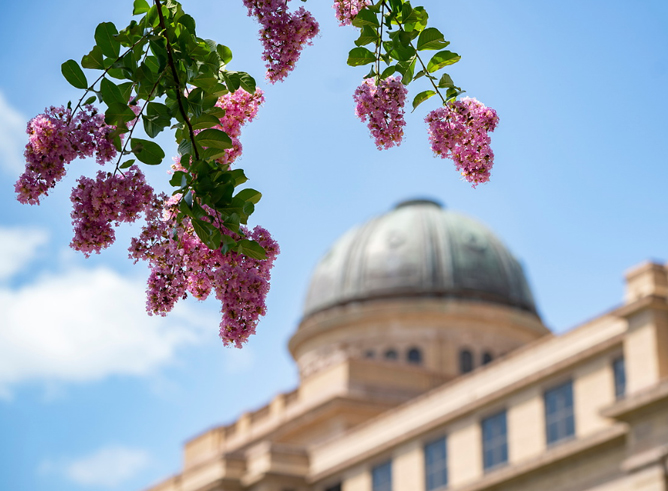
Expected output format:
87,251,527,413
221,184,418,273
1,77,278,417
364,350,375,359
460,349,474,374
384,349,398,361
407,347,423,365
482,352,493,365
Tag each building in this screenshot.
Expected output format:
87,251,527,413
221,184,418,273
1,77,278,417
144,199,668,491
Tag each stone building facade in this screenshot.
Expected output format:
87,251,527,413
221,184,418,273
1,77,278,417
144,199,668,491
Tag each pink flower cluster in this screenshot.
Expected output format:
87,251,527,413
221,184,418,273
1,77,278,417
333,0,371,26
425,97,499,187
353,77,408,150
70,166,154,256
243,0,319,83
15,105,117,205
215,88,265,164
129,197,279,348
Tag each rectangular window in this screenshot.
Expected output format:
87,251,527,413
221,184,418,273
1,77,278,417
424,436,447,490
544,380,575,445
482,411,508,471
613,357,626,400
372,460,392,491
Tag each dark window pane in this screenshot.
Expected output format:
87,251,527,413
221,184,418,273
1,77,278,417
424,437,447,490
407,347,423,365
544,380,575,445
482,352,493,365
325,484,342,491
482,411,507,471
613,357,626,399
372,461,392,491
460,349,473,373
385,349,398,361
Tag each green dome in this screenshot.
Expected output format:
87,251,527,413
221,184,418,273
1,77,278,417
303,199,537,317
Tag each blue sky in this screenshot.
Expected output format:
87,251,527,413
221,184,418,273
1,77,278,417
1,1,667,489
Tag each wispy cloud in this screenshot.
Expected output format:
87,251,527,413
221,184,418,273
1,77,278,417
0,227,48,281
0,90,27,175
0,226,216,398
41,445,151,488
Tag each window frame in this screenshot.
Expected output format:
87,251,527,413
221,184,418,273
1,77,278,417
424,435,448,491
612,356,626,400
371,459,392,491
460,349,474,374
481,409,508,472
544,379,575,446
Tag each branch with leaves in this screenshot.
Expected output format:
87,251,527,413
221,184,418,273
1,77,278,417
14,0,499,347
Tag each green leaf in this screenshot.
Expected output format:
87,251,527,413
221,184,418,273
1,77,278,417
417,28,450,51
196,129,232,150
427,50,461,73
412,90,436,111
389,43,416,62
133,0,150,14
95,22,120,59
104,103,135,126
355,26,379,47
220,235,237,255
131,138,165,165
81,46,105,70
100,78,126,105
236,239,267,260
191,114,222,130
179,14,196,33
381,65,397,78
238,72,256,94
438,73,455,88
347,47,376,67
235,188,262,204
83,95,97,105
192,218,222,250
119,159,136,169
217,45,233,65
352,8,379,28
178,139,193,156
61,60,88,89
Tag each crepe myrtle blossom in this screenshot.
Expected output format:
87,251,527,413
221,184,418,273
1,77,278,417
70,166,154,257
243,0,319,83
214,88,265,165
129,195,280,348
333,0,371,26
353,76,408,150
15,105,117,205
425,97,499,187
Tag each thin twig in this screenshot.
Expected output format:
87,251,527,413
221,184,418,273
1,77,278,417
71,35,149,120
379,0,446,105
155,0,200,160
113,72,165,175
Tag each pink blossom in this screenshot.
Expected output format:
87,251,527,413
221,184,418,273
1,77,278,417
353,77,408,150
214,88,264,164
129,196,280,347
15,105,117,205
243,0,319,83
425,97,499,187
70,166,154,256
333,0,371,26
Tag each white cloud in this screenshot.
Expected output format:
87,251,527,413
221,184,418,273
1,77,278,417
0,90,27,174
0,266,212,395
41,445,151,488
0,227,48,281
0,226,216,396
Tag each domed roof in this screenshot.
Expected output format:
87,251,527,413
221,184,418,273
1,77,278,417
303,199,537,318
